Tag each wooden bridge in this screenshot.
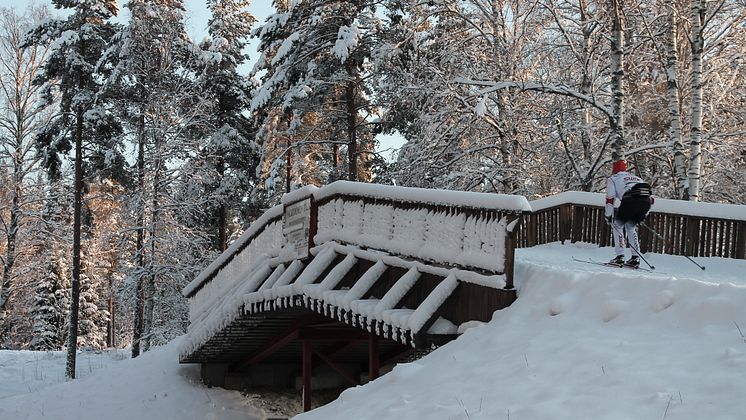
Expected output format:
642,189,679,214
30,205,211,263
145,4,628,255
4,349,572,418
179,183,746,412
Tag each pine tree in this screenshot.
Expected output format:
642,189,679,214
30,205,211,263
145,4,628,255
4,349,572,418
29,180,73,351
191,0,261,251
102,0,214,355
252,0,386,194
24,0,121,378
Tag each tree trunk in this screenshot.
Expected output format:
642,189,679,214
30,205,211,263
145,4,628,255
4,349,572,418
216,157,227,251
143,130,162,352
107,272,115,348
667,3,686,198
345,62,358,182
609,0,626,161
579,0,595,191
132,112,146,358
286,113,292,193
66,85,84,380
0,182,19,325
686,0,705,201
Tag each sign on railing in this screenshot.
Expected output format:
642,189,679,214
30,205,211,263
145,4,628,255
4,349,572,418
283,197,312,261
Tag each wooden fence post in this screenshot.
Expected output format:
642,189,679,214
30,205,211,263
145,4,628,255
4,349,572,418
559,205,571,243
504,215,520,290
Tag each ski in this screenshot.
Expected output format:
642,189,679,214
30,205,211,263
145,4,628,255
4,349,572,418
572,257,655,272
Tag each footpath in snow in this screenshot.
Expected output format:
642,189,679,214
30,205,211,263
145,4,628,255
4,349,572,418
1,242,745,420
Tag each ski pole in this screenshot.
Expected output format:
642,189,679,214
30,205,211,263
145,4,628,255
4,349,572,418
610,221,655,270
640,222,706,271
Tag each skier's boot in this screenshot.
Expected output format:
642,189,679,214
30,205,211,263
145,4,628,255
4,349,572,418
625,256,640,269
608,255,625,266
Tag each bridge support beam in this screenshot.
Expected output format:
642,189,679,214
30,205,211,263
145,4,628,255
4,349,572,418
302,339,313,412
369,334,379,380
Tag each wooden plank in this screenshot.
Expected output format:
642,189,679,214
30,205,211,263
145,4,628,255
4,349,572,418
504,215,519,290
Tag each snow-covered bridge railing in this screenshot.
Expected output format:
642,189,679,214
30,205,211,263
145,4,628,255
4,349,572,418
180,181,531,359
179,181,531,406
311,181,529,285
521,192,746,259
182,205,284,330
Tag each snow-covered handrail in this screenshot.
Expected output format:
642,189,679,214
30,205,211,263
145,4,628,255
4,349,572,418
530,191,746,221
524,192,746,259
311,181,528,280
313,181,532,213
182,205,284,298
185,182,530,303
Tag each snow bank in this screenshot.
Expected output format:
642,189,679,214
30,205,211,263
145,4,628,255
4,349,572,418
294,243,746,420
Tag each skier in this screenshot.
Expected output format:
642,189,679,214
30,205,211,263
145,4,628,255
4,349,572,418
604,159,653,268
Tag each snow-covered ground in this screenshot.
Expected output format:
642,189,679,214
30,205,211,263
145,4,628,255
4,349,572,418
0,338,262,420
1,242,745,420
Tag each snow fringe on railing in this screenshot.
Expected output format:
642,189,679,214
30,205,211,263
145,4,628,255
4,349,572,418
316,198,510,273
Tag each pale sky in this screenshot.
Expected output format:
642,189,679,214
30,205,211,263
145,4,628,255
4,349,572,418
0,0,274,44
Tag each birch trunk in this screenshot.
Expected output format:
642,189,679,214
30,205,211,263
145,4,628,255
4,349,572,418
667,3,687,198
686,0,706,201
609,0,626,161
0,4,50,345
579,0,594,190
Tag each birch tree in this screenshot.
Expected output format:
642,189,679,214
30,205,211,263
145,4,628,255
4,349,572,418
0,5,52,335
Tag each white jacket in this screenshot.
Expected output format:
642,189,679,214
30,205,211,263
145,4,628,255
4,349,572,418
605,171,644,218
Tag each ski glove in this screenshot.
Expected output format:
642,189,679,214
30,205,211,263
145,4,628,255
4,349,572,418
605,215,613,225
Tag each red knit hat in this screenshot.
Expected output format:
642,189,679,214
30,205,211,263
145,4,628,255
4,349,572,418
612,160,627,174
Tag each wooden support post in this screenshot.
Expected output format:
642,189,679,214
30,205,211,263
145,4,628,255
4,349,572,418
303,339,312,412
504,215,520,290
369,334,380,380
559,205,571,243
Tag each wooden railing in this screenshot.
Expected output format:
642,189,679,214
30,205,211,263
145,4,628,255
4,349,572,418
518,192,746,259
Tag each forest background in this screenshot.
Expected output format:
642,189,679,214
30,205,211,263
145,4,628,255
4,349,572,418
0,0,744,376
